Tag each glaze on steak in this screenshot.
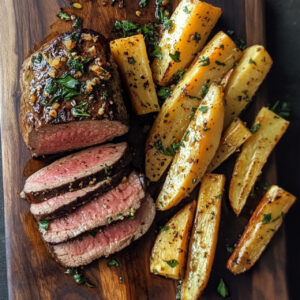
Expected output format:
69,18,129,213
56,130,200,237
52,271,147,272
41,172,146,244
51,195,155,267
20,29,128,157
22,142,131,203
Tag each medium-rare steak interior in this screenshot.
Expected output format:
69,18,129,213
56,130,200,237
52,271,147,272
20,29,129,156
51,195,155,268
41,172,146,244
22,142,131,202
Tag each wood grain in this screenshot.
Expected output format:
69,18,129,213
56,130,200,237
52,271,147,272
0,0,288,299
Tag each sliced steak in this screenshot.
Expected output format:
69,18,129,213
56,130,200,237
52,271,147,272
51,195,155,267
22,142,131,203
41,172,145,244
30,170,129,220
20,29,128,157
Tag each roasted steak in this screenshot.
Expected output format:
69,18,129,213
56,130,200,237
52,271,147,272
30,170,128,220
41,172,145,243
22,142,131,203
51,195,155,267
20,29,128,157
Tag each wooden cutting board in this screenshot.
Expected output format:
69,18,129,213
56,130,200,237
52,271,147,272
0,0,289,299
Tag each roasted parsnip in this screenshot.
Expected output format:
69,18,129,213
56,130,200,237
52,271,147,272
227,185,296,274
150,201,196,279
156,84,224,211
110,34,159,115
181,174,225,300
224,45,273,128
152,0,222,86
207,118,252,172
229,107,289,215
146,31,241,182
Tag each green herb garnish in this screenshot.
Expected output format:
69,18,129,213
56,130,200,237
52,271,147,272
250,123,261,133
192,178,197,184
216,60,226,66
226,244,234,254
151,45,162,59
271,100,291,119
160,226,169,232
39,220,49,230
176,280,182,300
194,32,201,43
199,56,210,66
201,84,209,98
262,213,272,224
72,17,82,29
199,106,209,113
107,217,114,224
32,52,43,64
65,268,95,288
217,278,229,298
169,51,181,62
183,130,190,141
172,70,185,83
107,259,119,267
263,182,270,191
58,12,71,20
183,6,190,14
165,259,179,268
249,58,257,65
139,0,147,8
157,87,172,99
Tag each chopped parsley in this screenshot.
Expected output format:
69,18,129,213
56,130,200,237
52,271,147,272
272,212,285,223
165,259,179,268
154,140,184,157
107,217,114,224
250,123,261,133
107,259,119,267
183,6,190,14
237,38,247,50
199,106,209,113
189,107,197,121
194,32,201,43
204,126,210,132
39,220,49,230
72,101,90,118
139,0,147,8
215,194,223,199
216,60,226,66
199,56,210,66
31,52,43,64
241,90,250,102
104,164,110,176
67,54,90,75
183,130,190,141
151,45,162,59
201,84,209,98
72,17,82,29
249,58,257,65
128,56,136,64
169,51,181,62
271,100,291,119
217,278,229,298
157,86,172,99
262,213,272,224
57,12,71,20
172,70,185,83
263,181,270,191
160,226,169,232
65,268,95,288
192,178,197,184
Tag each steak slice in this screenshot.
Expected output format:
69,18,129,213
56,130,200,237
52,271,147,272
41,172,145,244
22,142,131,203
51,195,155,267
20,29,128,157
30,170,128,220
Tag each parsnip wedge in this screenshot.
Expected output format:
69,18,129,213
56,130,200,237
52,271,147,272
152,0,222,86
207,118,252,172
110,34,159,115
146,31,241,182
224,45,273,128
227,185,296,275
229,107,289,215
181,174,225,300
156,84,224,211
150,201,196,279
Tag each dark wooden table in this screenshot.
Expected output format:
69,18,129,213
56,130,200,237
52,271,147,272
0,0,299,299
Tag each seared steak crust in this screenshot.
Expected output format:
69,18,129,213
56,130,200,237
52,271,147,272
20,29,128,156
22,143,131,203
41,172,146,244
50,195,155,267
